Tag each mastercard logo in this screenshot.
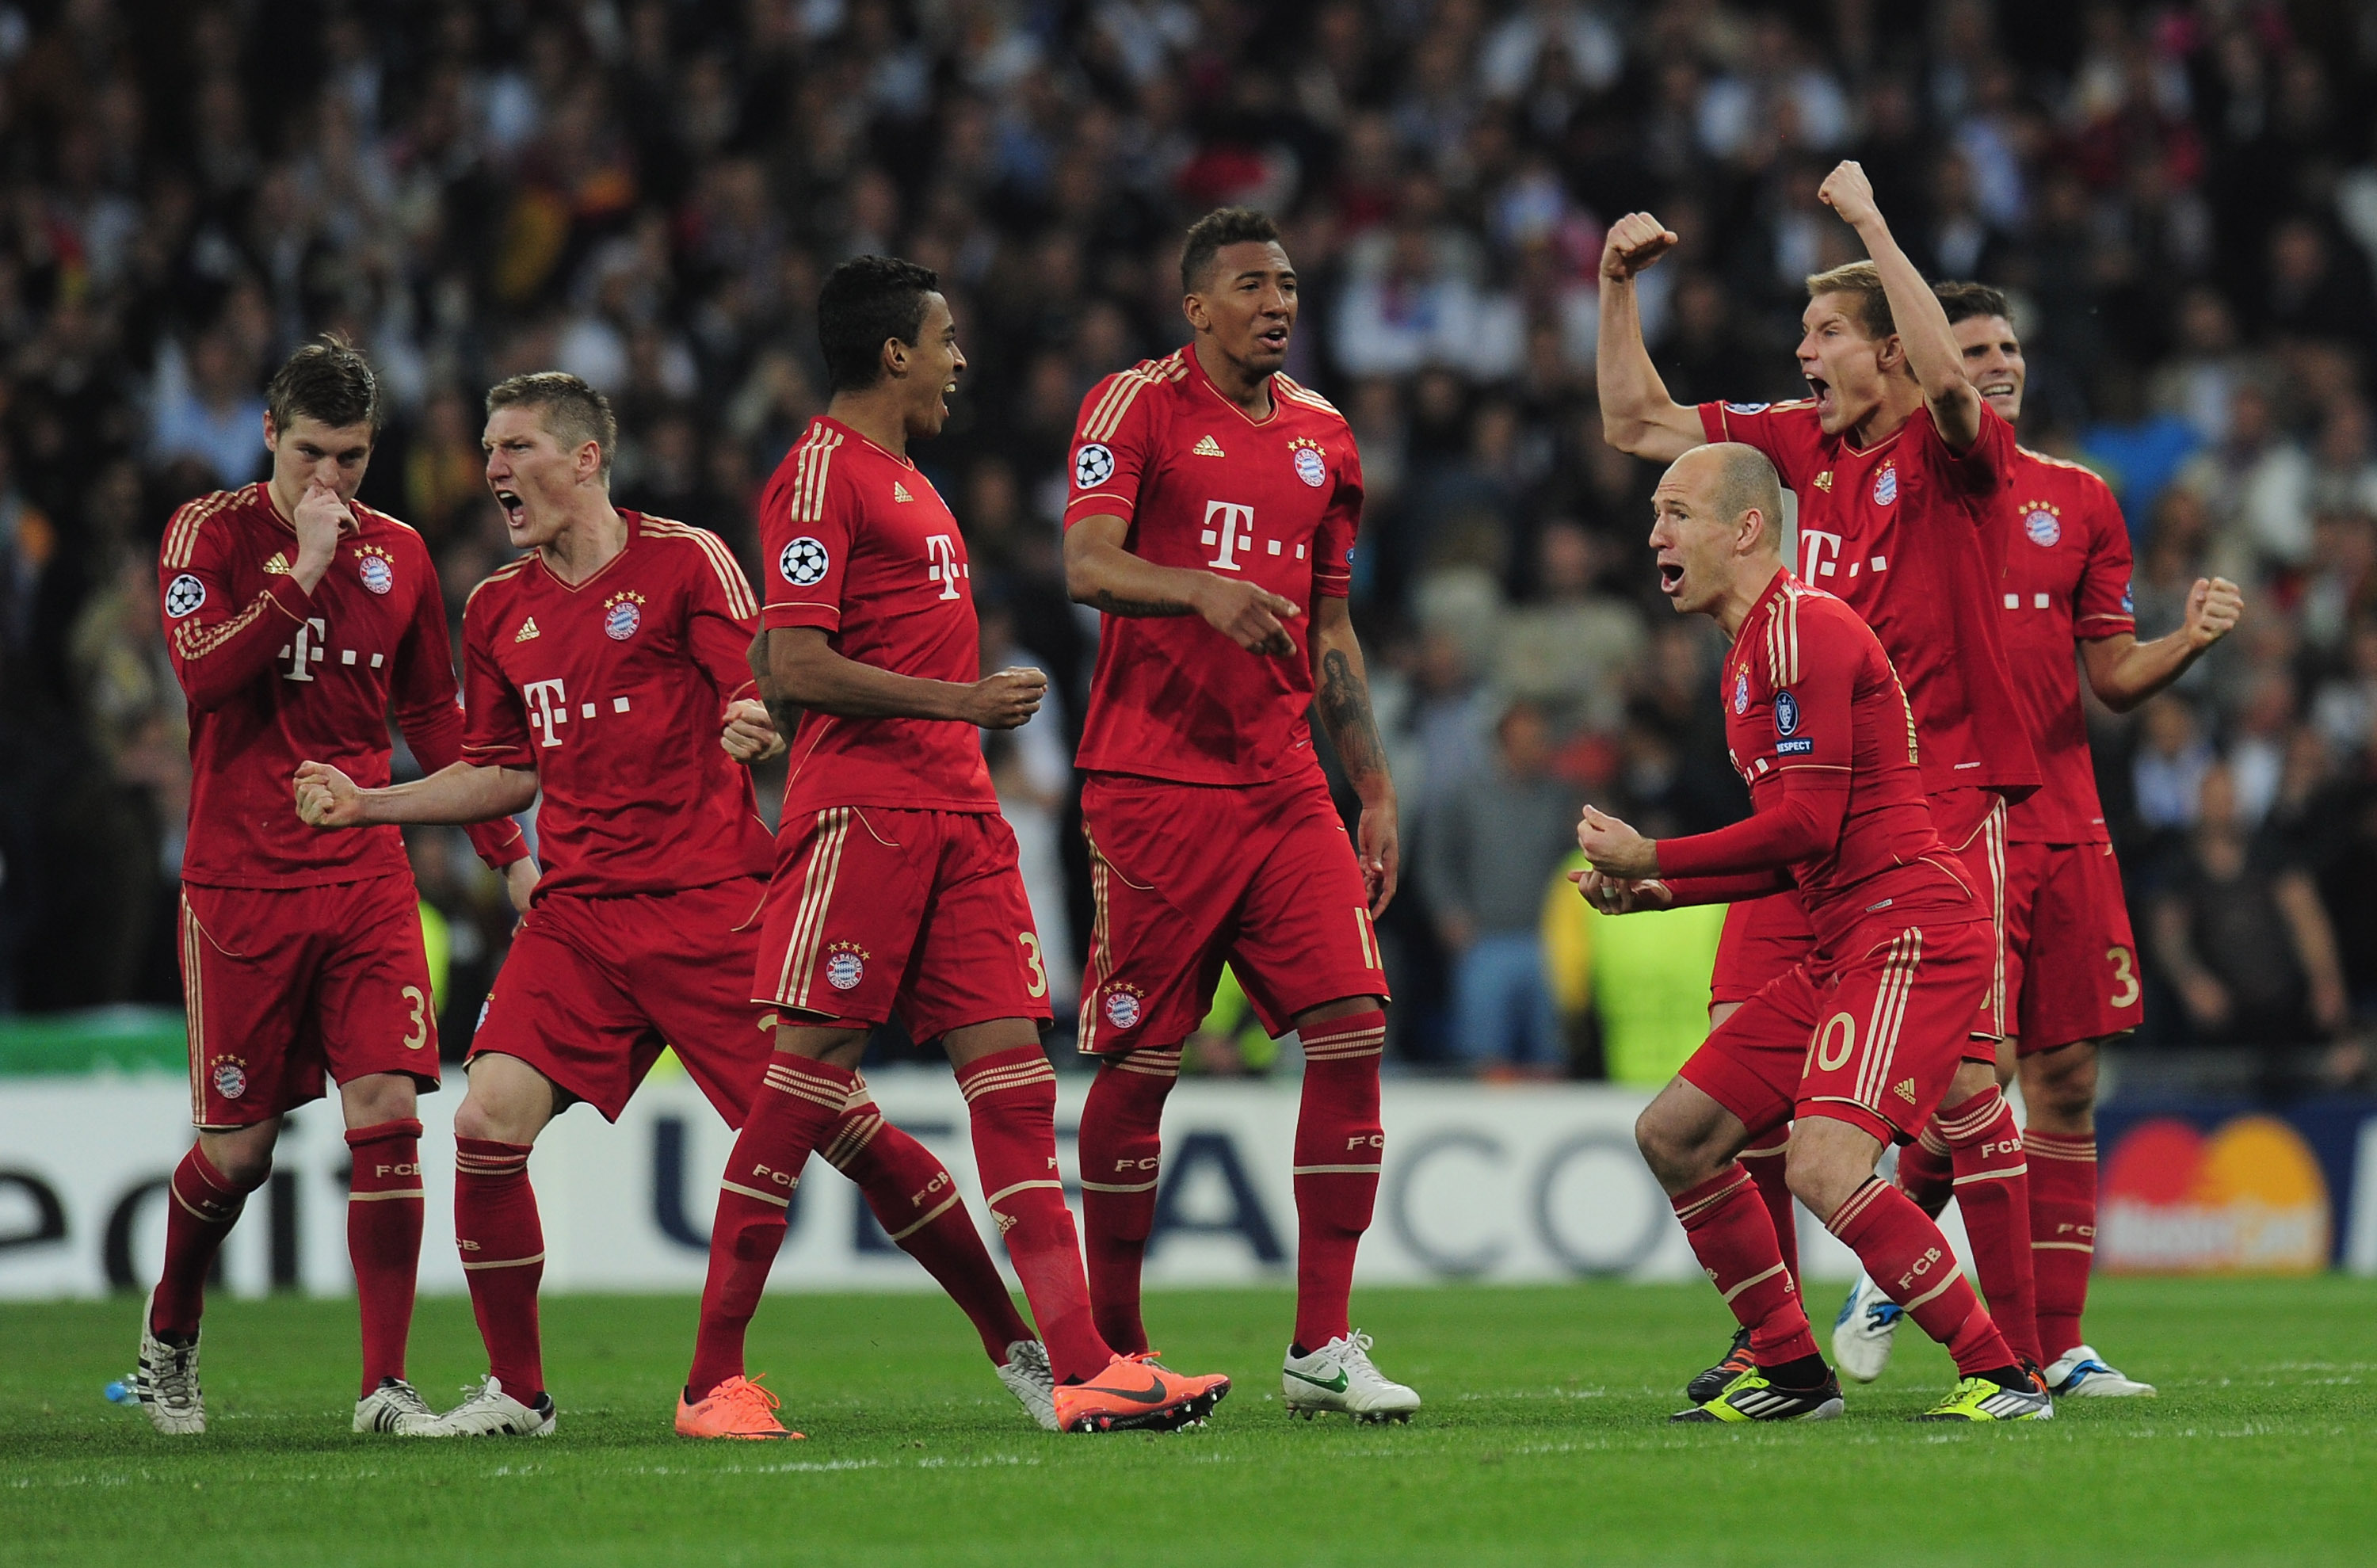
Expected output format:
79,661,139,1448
2100,1116,2330,1274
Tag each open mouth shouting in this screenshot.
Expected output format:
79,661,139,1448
1658,555,1686,597
495,488,526,529
1804,374,1835,423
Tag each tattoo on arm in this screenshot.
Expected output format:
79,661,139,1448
1316,647,1387,786
1089,589,1196,617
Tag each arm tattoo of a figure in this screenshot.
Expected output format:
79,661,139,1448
1317,647,1387,787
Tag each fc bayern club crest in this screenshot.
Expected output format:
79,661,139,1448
2024,507,2062,547
824,941,868,991
211,1058,248,1101
1733,670,1749,715
357,549,395,594
1871,465,1898,506
604,591,645,641
1290,439,1328,488
1104,987,1143,1030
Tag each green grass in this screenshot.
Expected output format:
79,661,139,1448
6,1279,2375,1565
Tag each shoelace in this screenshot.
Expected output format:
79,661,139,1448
1339,1331,1380,1379
720,1375,783,1421
147,1348,200,1410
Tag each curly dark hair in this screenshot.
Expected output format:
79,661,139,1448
818,255,941,392
1180,207,1283,295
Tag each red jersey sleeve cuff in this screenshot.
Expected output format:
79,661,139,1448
1697,403,1726,443
1312,572,1352,599
2076,613,2137,635
462,739,536,769
468,820,529,869
761,601,841,631
1063,494,1136,528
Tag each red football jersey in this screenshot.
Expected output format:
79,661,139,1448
1063,348,1361,786
757,416,998,815
460,511,774,898
1661,571,1974,949
160,483,525,888
1997,448,2136,845
1699,399,2039,803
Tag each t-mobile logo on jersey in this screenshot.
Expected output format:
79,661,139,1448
1202,501,1254,570
924,534,964,601
1799,528,1887,582
523,678,570,748
280,618,330,682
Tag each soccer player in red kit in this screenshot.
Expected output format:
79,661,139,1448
1598,162,2045,1397
296,372,1051,1437
1830,285,2242,1396
1062,208,1416,1422
685,256,1229,1436
1580,443,2051,1423
134,339,534,1437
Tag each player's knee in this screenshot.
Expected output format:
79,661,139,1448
341,1072,418,1128
2024,1041,2099,1128
1633,1103,1700,1187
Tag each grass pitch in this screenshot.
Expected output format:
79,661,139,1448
6,1278,2374,1566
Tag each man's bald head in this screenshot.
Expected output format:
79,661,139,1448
1667,443,1785,557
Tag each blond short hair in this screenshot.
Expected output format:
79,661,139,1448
1805,261,1895,341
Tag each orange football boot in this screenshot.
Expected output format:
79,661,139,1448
1050,1352,1230,1433
675,1373,807,1440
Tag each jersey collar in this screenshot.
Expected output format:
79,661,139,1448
816,414,919,469
1184,344,1281,429
532,508,640,594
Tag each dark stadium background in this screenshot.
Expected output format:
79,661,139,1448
0,0,2371,1089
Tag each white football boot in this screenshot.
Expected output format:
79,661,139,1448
998,1341,1059,1431
1830,1272,1905,1384
417,1375,558,1436
1283,1331,1421,1423
2044,1345,2156,1397
354,1375,440,1434
130,1288,206,1435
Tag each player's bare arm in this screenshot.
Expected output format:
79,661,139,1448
1818,161,1982,450
295,758,539,829
756,625,1044,730
2081,576,2245,712
1308,596,1399,914
1063,513,1302,656
1595,213,1704,461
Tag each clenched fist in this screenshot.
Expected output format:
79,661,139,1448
293,761,365,828
964,666,1048,730
1816,161,1880,230
1601,212,1680,281
719,697,784,763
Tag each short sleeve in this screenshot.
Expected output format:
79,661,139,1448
2072,477,2138,639
459,593,534,769
675,528,763,704
1311,436,1364,600
758,437,853,633
1924,402,2017,500
1698,401,1819,493
1063,370,1162,529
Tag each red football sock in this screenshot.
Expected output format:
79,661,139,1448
1826,1177,2015,1376
1934,1087,2040,1365
455,1138,544,1396
1670,1164,1818,1364
1739,1124,1799,1284
1292,1010,1387,1351
152,1145,263,1339
956,1045,1112,1383
822,1082,1032,1363
1897,1124,1955,1218
2026,1129,2097,1362
1077,1047,1180,1355
686,1054,854,1399
346,1119,426,1395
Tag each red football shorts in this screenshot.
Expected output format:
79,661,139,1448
177,875,440,1131
471,879,774,1124
2002,838,2144,1055
1681,914,1993,1147
1075,772,1387,1054
1708,891,1814,1009
1933,788,2009,1048
753,806,1053,1042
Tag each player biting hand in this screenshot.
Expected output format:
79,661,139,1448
1829,284,2242,1396
295,372,1051,1438
679,257,1230,1438
1600,162,2048,1398
1589,442,2050,1424
1062,208,1415,1422
134,340,532,1439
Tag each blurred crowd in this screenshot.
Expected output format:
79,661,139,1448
2,0,2374,1089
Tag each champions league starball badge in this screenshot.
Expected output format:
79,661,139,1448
780,536,829,586
1074,443,1115,488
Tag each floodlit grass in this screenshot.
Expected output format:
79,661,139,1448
6,1278,2374,1565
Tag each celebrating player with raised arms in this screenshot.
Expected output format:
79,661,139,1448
1599,162,2047,1398
1829,286,2243,1396
295,372,1051,1438
135,339,533,1436
681,257,1230,1437
1581,444,2050,1424
1063,208,1414,1422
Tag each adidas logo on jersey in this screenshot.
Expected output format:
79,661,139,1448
261,551,291,575
1894,1079,1917,1103
893,482,914,502
1192,434,1225,456
515,617,541,643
